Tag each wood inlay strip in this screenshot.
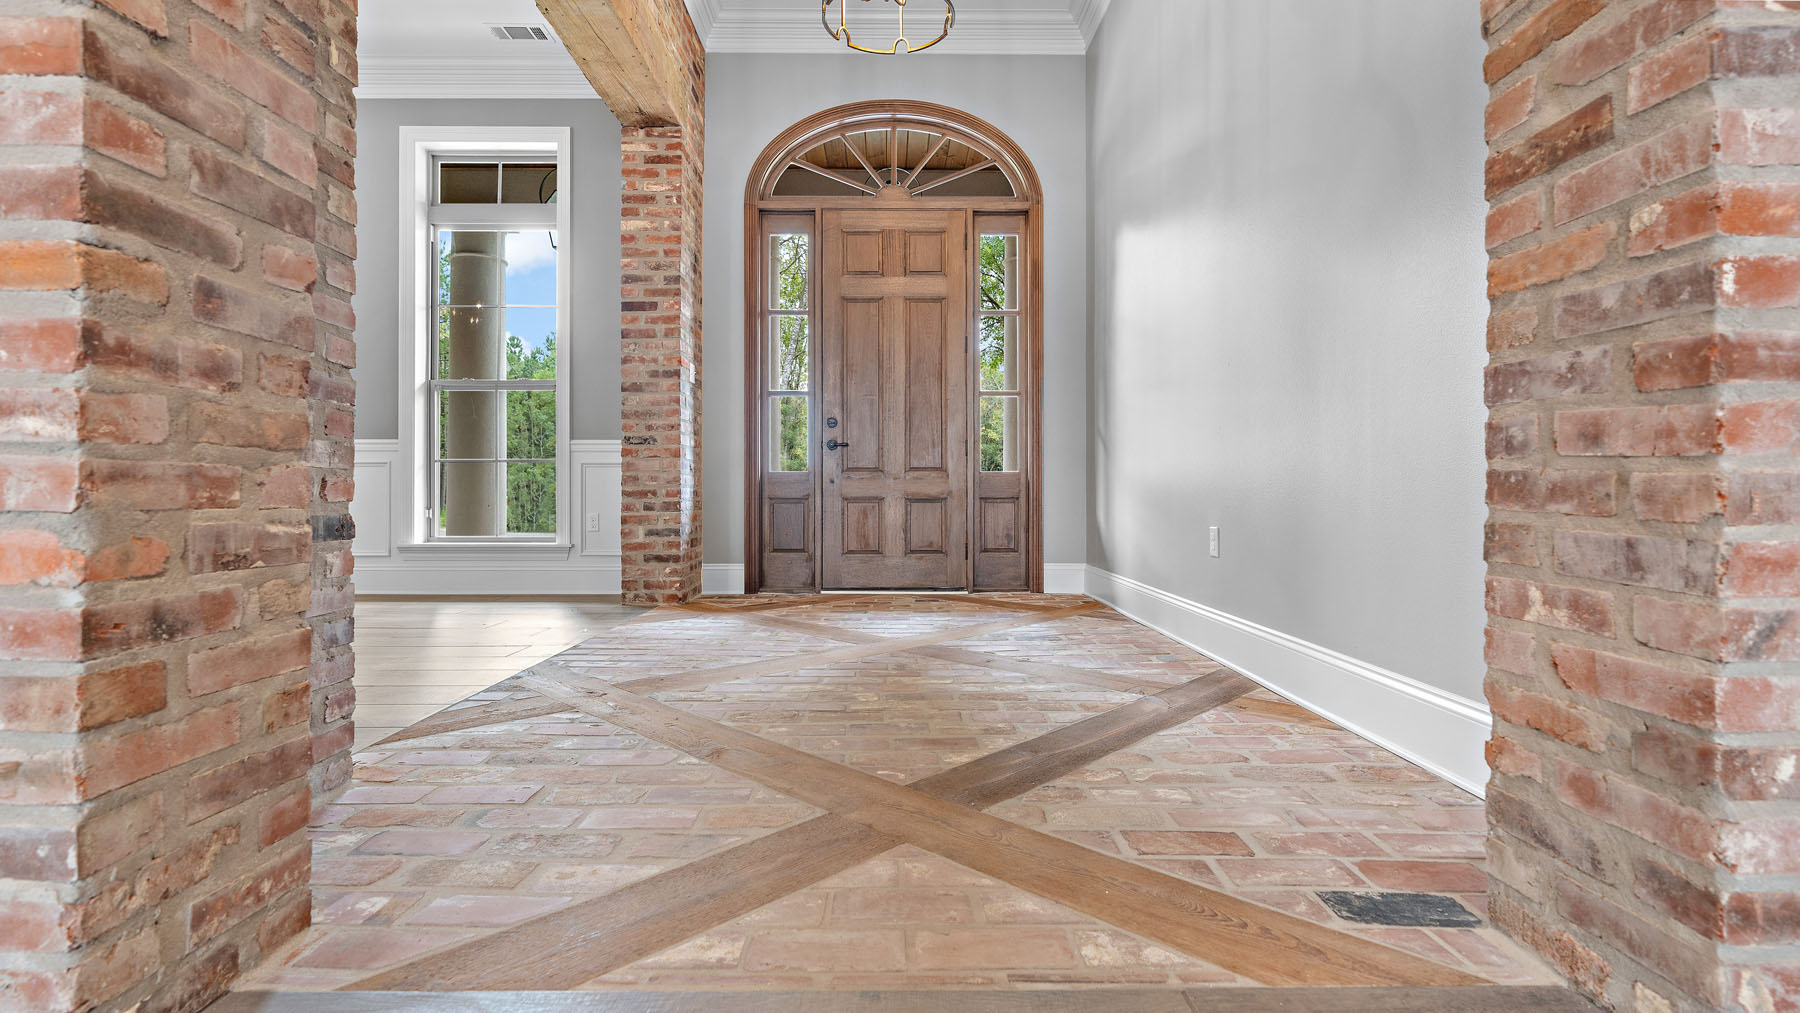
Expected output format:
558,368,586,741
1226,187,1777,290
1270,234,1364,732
346,814,899,992
344,668,1253,992
614,601,1106,695
920,593,1085,614
370,697,572,747
1230,695,1342,729
738,611,1202,698
736,610,1190,696
904,645,1179,695
221,986,1596,1013
668,594,867,615
735,612,887,644
915,673,1258,807
742,615,1165,695
511,666,1485,988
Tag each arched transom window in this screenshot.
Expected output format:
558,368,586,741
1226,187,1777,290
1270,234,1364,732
753,114,1036,202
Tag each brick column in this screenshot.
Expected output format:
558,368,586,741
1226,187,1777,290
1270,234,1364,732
1481,1,1800,1009
0,0,354,1006
618,3,705,606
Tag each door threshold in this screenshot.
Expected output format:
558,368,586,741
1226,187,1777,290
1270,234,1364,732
820,589,969,595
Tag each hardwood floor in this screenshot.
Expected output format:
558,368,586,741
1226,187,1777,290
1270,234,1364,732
234,593,1582,1009
350,598,639,749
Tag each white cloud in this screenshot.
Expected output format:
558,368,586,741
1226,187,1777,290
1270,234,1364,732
505,230,557,272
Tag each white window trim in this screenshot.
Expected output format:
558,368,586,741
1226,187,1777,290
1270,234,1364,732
395,125,574,551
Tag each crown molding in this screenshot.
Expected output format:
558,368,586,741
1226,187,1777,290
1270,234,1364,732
702,6,1089,55
1069,0,1112,44
356,57,598,99
685,0,723,41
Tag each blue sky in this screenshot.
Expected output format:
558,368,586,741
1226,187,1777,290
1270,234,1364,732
438,230,558,353
504,230,558,352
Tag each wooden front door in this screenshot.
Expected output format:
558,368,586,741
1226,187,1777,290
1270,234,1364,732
820,208,970,589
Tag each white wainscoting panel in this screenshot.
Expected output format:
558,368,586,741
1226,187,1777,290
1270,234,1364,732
352,439,623,595
1084,566,1493,797
351,440,398,558
578,443,624,558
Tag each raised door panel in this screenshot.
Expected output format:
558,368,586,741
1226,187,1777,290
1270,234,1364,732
840,298,885,474
821,208,968,590
904,299,948,475
760,472,816,590
769,498,810,553
905,229,946,275
843,230,884,275
905,498,948,556
973,470,1026,591
842,498,883,555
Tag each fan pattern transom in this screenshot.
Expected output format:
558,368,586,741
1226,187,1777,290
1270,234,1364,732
760,117,1028,201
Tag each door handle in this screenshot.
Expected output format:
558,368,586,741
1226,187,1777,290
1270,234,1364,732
826,439,850,451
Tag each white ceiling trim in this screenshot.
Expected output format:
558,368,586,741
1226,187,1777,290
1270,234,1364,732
356,1,1117,98
686,0,723,40
700,6,1090,55
356,57,597,100
1069,0,1112,45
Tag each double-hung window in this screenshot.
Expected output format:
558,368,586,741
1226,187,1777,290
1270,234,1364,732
405,130,570,545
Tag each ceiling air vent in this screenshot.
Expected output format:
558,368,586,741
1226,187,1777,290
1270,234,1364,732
487,24,552,41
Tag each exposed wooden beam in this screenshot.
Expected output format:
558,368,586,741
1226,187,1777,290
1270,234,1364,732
535,0,690,128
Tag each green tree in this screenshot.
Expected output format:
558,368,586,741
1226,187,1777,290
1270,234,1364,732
977,235,1013,473
505,331,556,534
772,234,810,472
436,239,558,534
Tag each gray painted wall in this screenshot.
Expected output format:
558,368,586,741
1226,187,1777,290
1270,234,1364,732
1086,1,1492,700
702,53,1089,568
352,98,622,441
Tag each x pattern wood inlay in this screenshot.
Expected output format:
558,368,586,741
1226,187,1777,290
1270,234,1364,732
242,594,1562,997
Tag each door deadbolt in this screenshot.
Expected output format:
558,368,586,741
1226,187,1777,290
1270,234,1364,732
825,417,839,429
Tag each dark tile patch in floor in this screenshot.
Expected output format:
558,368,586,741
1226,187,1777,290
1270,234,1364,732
1317,891,1482,928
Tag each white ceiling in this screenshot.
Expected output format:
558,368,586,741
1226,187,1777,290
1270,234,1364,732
357,0,1110,99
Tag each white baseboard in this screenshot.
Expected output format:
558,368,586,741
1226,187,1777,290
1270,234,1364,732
1044,563,1086,594
703,564,747,595
1084,566,1492,797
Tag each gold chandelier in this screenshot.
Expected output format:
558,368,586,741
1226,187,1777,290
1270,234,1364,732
822,0,955,55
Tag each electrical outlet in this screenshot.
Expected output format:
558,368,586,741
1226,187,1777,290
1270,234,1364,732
586,512,601,532
1209,527,1220,558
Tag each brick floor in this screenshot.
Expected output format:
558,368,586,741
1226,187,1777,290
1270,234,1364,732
238,594,1557,994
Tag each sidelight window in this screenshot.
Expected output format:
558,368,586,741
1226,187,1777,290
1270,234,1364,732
767,230,813,473
978,228,1022,472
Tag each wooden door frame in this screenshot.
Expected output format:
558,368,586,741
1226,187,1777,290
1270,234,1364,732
743,100,1045,594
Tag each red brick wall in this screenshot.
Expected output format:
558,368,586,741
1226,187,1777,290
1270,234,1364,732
619,0,706,606
1481,0,1800,1008
0,0,354,1006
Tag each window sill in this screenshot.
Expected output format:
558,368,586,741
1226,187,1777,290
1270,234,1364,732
397,541,574,555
